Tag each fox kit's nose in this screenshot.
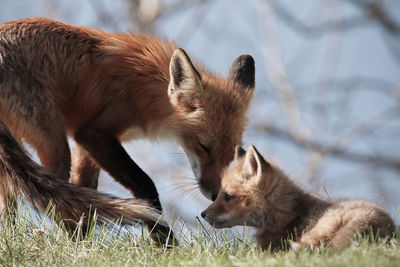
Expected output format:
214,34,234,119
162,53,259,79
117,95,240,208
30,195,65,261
201,211,206,218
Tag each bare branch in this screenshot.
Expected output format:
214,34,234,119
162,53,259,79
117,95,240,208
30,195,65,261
274,1,370,38
258,0,312,142
274,0,400,38
346,0,400,34
257,123,400,173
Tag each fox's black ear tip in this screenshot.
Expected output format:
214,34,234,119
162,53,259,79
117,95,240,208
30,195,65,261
234,146,246,159
230,54,255,88
237,54,255,65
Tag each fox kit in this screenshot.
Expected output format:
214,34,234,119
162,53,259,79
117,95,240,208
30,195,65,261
202,145,395,250
0,18,255,241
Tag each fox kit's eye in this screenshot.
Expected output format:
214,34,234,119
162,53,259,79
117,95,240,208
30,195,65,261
223,193,236,202
198,142,211,155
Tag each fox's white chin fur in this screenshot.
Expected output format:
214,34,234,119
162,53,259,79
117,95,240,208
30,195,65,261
208,220,233,229
183,149,213,200
183,148,201,179
205,212,238,228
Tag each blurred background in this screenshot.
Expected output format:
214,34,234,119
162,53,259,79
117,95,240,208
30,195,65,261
1,0,399,231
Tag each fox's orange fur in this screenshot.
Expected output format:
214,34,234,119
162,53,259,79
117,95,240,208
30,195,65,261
0,18,255,241
202,145,396,250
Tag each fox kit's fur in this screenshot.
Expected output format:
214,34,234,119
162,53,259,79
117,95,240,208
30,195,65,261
0,18,254,240
202,145,395,250
0,120,159,230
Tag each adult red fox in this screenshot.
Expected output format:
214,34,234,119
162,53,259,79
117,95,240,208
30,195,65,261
202,145,395,250
0,18,255,242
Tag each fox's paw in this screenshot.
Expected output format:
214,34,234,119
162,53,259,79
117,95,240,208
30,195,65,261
146,222,178,249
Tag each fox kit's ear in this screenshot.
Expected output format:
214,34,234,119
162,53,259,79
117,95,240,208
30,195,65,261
229,54,255,89
234,145,246,160
242,145,265,182
168,48,202,110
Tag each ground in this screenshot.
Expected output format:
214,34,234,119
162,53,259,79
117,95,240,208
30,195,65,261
0,211,399,267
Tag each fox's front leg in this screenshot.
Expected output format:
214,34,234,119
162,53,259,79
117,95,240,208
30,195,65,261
73,129,174,246
74,131,160,204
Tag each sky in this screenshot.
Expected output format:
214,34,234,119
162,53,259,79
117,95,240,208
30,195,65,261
1,0,399,228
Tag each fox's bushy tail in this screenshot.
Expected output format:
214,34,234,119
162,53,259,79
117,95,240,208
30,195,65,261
0,121,160,229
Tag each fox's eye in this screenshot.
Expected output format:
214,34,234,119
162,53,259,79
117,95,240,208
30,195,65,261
198,142,211,155
223,193,236,202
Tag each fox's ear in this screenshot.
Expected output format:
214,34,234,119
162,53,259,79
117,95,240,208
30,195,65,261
234,146,246,160
168,48,202,110
229,54,255,89
242,145,265,182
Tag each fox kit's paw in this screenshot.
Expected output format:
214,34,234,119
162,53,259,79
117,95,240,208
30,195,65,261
289,240,303,252
290,240,323,252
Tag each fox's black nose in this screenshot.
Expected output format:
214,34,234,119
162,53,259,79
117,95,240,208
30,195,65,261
201,211,206,218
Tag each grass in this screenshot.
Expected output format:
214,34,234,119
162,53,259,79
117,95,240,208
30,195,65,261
0,210,399,267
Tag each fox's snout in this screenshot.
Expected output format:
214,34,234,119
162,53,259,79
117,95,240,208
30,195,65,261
200,205,235,229
201,207,215,225
200,208,222,228
200,208,209,220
